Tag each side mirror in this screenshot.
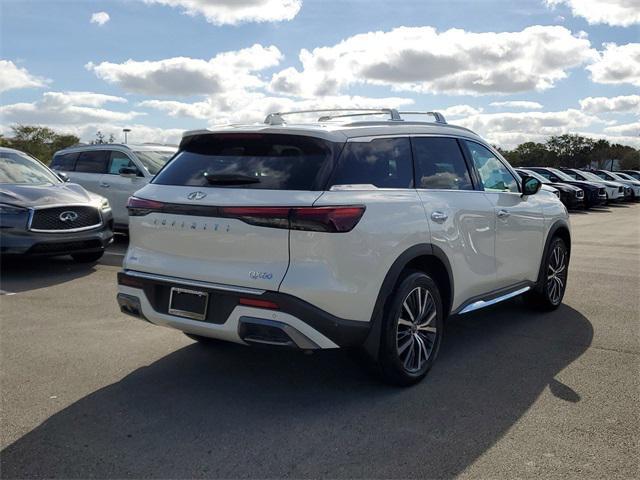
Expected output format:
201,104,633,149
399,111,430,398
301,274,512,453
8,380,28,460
521,175,542,196
119,167,139,177
57,172,70,182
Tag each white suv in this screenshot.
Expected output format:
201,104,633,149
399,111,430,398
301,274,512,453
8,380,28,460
117,109,571,385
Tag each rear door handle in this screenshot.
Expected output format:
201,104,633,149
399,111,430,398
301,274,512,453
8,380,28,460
497,209,510,219
99,182,110,188
431,211,448,223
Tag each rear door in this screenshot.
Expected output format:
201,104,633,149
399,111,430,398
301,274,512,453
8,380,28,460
462,140,544,287
412,136,498,305
124,133,336,291
68,150,109,194
101,150,147,226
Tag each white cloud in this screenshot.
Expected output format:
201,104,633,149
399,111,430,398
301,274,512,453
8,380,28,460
545,0,640,27
87,44,283,95
0,91,142,125
604,121,640,136
90,11,110,26
588,43,640,86
269,25,597,97
139,92,415,125
457,109,603,149
142,0,301,25
489,101,544,110
579,95,640,114
0,60,48,93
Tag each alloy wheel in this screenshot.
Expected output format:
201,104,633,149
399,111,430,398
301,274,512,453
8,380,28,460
396,286,437,373
546,244,567,305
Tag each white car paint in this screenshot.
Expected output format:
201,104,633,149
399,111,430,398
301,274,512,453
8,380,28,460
118,119,568,348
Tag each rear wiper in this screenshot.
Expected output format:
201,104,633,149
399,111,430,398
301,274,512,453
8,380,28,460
203,173,261,185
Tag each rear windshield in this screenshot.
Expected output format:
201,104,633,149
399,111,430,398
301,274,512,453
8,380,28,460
153,134,335,190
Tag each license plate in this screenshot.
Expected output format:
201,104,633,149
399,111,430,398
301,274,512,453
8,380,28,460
168,287,209,321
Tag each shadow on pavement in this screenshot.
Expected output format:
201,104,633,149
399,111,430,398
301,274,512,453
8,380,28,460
0,257,97,293
1,301,593,479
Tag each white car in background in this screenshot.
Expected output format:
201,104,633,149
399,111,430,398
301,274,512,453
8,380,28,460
592,170,640,201
560,168,625,202
51,144,176,230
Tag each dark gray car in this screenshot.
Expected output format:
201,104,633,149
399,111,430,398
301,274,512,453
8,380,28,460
0,147,114,262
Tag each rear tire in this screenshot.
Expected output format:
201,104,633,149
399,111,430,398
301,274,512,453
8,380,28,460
377,271,444,386
71,251,104,263
527,237,568,310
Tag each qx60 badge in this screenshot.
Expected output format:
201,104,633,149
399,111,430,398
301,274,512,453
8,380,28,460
187,191,207,201
59,211,78,222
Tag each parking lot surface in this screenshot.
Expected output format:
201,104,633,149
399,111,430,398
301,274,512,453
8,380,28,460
1,204,639,479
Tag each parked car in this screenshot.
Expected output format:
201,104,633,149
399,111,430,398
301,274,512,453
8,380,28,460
559,168,625,203
515,168,584,209
0,147,113,262
51,144,176,230
117,109,571,386
589,170,640,201
615,170,640,181
524,167,607,208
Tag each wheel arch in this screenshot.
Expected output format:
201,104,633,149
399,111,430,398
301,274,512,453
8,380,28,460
361,243,454,359
536,219,571,289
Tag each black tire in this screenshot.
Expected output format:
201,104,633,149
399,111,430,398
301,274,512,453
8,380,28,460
377,270,444,386
71,251,104,263
527,237,569,310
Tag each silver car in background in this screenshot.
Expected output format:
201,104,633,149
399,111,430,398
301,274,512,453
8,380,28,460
51,144,176,230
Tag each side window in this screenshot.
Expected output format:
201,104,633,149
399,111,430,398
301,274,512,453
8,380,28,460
108,151,138,175
50,152,78,171
532,169,552,181
330,137,413,188
464,141,519,193
412,137,473,190
75,151,109,174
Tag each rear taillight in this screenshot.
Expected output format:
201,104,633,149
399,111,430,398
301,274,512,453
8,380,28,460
127,197,165,216
127,197,365,232
220,205,365,233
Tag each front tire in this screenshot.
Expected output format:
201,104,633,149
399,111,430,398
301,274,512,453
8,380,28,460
527,237,569,310
377,271,444,386
71,251,104,263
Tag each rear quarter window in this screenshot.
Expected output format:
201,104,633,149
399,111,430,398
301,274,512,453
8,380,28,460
153,134,335,190
329,137,413,189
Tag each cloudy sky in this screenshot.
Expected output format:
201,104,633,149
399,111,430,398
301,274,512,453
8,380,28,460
1,0,639,148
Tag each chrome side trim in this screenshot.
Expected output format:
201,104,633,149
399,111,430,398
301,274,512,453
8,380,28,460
459,286,531,314
124,270,266,295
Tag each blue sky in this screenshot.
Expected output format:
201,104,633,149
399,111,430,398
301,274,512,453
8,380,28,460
1,0,638,147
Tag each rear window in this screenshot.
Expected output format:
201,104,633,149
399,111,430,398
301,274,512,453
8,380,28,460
50,152,78,171
153,134,334,190
330,138,413,189
75,151,109,174
412,137,472,190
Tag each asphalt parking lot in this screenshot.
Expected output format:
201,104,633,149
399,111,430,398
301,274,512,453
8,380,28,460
1,203,638,479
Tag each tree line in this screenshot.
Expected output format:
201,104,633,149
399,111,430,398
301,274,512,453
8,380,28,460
0,125,116,164
1,125,639,170
497,134,640,170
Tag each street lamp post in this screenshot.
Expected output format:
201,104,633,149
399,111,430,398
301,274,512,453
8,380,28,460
123,128,131,144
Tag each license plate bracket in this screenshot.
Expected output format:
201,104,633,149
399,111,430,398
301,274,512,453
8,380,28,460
168,287,209,321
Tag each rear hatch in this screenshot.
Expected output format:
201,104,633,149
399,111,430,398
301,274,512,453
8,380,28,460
124,132,341,291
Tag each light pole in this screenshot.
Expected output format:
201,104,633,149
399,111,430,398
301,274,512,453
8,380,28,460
123,128,131,144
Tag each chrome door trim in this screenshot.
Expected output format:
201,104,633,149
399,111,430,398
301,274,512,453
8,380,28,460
458,285,531,314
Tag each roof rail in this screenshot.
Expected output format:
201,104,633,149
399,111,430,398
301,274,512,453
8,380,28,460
263,108,448,125
397,111,447,124
264,108,403,125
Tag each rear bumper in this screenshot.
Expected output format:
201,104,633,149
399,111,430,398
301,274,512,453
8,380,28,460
0,224,113,256
116,270,370,350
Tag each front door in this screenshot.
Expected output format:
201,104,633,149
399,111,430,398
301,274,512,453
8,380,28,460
462,140,544,288
100,150,147,226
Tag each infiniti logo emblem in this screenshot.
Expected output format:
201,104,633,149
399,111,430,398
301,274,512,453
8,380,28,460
59,211,78,222
187,191,207,201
